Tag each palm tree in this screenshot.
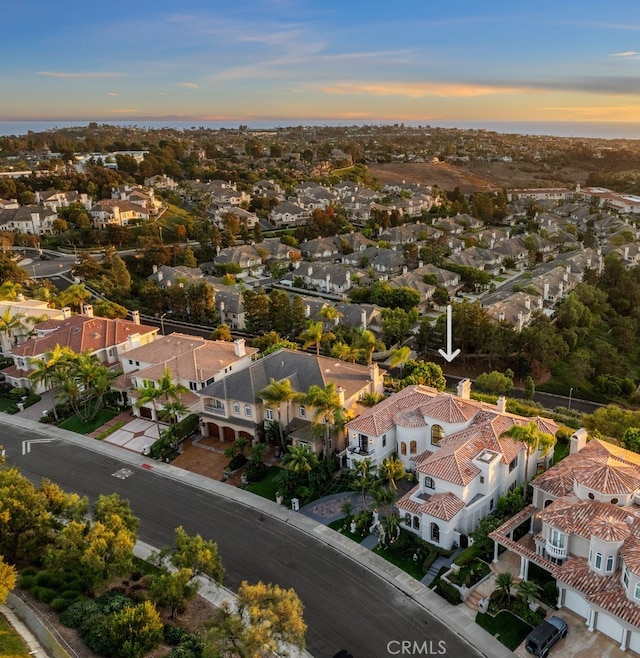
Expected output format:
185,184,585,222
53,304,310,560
258,378,302,452
298,320,324,356
499,421,556,501
304,382,343,459
360,392,384,407
133,367,189,439
352,457,375,506
281,445,318,473
331,341,363,364
389,346,411,379
379,456,406,491
0,308,45,354
28,345,76,420
518,579,540,607
355,328,385,366
495,571,514,603
320,305,342,326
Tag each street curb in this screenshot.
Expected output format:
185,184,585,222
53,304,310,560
1,414,513,658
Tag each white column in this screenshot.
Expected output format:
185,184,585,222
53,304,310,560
519,556,529,580
587,607,596,632
493,540,499,564
556,586,564,609
620,627,630,651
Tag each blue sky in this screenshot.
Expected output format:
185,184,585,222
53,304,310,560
2,0,640,123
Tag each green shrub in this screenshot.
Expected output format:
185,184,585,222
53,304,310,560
51,591,83,613
453,544,481,566
80,613,114,657
434,579,461,604
175,414,199,440
60,599,101,628
96,590,132,614
32,586,57,603
17,573,37,590
35,569,66,589
541,581,559,607
165,625,188,646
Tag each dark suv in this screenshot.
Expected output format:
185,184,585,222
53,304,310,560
525,615,568,657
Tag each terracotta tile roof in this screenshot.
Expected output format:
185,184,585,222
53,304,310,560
620,535,640,575
346,385,439,436
588,515,632,542
575,458,640,495
534,438,640,499
415,394,479,424
397,486,465,521
555,556,640,629
540,495,640,539
533,463,576,497
411,449,433,466
394,408,427,428
11,316,157,360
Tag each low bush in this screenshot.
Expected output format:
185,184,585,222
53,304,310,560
434,579,461,605
453,544,482,566
31,585,57,603
60,599,101,628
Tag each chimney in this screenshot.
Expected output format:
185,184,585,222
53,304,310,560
336,385,345,406
234,338,246,357
61,306,71,319
219,300,225,313
624,245,630,260
498,311,505,322
360,308,367,330
457,378,471,399
402,266,408,275
308,265,313,276
84,304,94,318
570,428,588,454
131,310,140,325
525,297,530,310
152,264,158,274
496,396,507,413
543,281,549,299
418,260,424,269
157,270,163,282
369,363,382,393
305,305,311,318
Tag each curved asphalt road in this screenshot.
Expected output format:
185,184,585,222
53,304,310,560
0,418,501,658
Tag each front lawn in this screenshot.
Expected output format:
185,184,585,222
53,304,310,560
59,409,119,435
0,395,19,413
373,544,425,580
245,465,282,501
0,613,30,657
476,610,533,651
327,517,367,543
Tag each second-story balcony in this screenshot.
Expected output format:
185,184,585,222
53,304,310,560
348,445,376,458
203,403,226,417
545,540,567,560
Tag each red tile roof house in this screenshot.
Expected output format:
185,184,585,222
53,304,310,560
2,307,158,393
344,379,558,550
490,431,640,652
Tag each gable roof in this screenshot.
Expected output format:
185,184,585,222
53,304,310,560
198,348,375,404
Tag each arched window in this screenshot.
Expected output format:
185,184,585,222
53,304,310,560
430,522,440,543
635,582,640,601
424,476,435,489
410,440,417,455
544,499,553,508
400,442,407,455
413,516,420,530
404,513,411,525
431,424,444,446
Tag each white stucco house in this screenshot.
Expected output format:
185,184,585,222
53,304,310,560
490,431,640,653
344,379,558,550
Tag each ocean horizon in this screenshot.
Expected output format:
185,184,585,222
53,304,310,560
2,119,640,141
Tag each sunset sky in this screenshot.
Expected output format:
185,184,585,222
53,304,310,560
2,0,640,124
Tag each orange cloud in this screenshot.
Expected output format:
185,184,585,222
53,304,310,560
320,81,519,98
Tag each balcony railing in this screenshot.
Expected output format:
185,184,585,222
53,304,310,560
348,445,376,458
545,540,567,559
203,404,226,417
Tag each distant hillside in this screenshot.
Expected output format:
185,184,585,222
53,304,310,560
368,160,592,193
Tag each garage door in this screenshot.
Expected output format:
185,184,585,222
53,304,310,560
563,589,589,619
595,613,623,644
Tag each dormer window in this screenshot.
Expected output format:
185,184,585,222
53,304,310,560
431,424,444,446
606,555,615,573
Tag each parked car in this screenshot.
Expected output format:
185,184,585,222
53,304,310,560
525,615,568,657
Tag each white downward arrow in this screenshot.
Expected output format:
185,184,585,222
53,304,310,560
438,304,461,363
